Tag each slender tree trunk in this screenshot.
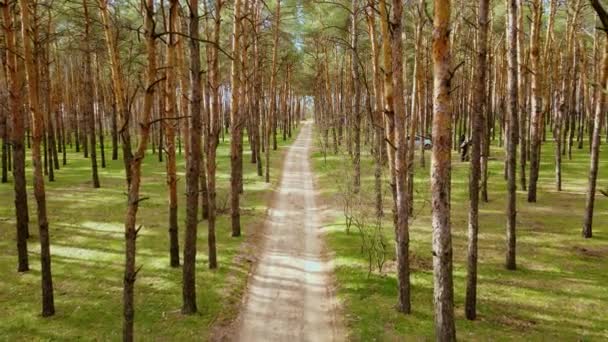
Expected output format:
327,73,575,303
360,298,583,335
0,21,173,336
351,0,361,193
2,1,29,271
431,0,456,339
517,0,526,191
365,2,383,219
182,0,202,314
505,0,519,271
83,0,100,188
166,0,180,267
1,108,6,183
466,0,489,321
583,0,608,238
527,0,543,202
19,0,55,316
121,1,157,339
230,0,243,238
206,0,223,271
391,0,410,315
266,0,280,183
98,0,133,185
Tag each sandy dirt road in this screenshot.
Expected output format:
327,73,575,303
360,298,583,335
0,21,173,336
234,121,344,342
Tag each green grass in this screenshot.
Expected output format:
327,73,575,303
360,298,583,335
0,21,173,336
312,133,608,341
0,129,298,340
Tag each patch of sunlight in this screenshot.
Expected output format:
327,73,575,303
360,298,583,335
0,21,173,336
79,221,153,237
523,261,563,274
140,275,178,291
334,255,366,268
142,255,170,271
45,244,120,262
246,181,271,192
81,221,123,233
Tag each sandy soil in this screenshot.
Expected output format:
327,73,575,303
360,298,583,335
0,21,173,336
233,122,344,342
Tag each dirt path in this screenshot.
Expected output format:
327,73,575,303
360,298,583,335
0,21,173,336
234,121,344,342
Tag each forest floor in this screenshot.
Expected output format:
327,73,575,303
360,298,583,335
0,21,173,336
231,121,344,341
0,129,298,340
312,133,608,341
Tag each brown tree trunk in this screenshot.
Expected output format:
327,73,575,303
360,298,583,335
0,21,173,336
182,0,202,314
466,0,489,321
517,0,526,191
505,0,519,271
2,1,30,272
19,0,55,316
98,0,134,186
121,0,157,338
166,0,180,267
83,0,100,188
431,0,456,339
365,1,384,219
378,0,399,308
230,0,243,238
206,0,223,271
390,0,410,315
351,0,361,193
266,0,280,183
583,0,608,238
527,0,543,202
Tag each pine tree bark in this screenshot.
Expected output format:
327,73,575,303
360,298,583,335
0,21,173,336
18,0,55,316
83,0,100,188
266,0,280,183
2,0,30,272
390,0,410,314
230,0,243,238
121,1,157,338
466,0,489,321
206,0,223,271
516,0,526,191
583,0,608,238
351,0,361,193
98,0,134,185
506,0,519,271
182,0,202,314
431,0,456,339
365,1,384,219
527,0,543,202
166,0,180,267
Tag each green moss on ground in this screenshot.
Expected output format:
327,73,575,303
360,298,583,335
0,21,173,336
312,135,608,341
0,129,298,340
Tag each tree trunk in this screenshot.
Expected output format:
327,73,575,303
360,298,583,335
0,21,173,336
466,0,489,321
527,0,543,202
98,0,134,186
19,0,55,316
83,0,100,188
351,0,361,193
206,0,223,272
2,1,30,272
365,2,384,219
266,0,280,183
390,0,411,315
230,0,243,238
583,0,608,238
121,1,157,339
166,0,180,267
505,0,519,271
182,0,202,314
431,0,456,339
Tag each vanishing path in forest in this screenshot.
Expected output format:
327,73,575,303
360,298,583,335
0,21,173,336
234,121,344,341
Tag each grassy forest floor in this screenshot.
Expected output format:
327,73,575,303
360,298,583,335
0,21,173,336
312,133,608,341
0,130,298,340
